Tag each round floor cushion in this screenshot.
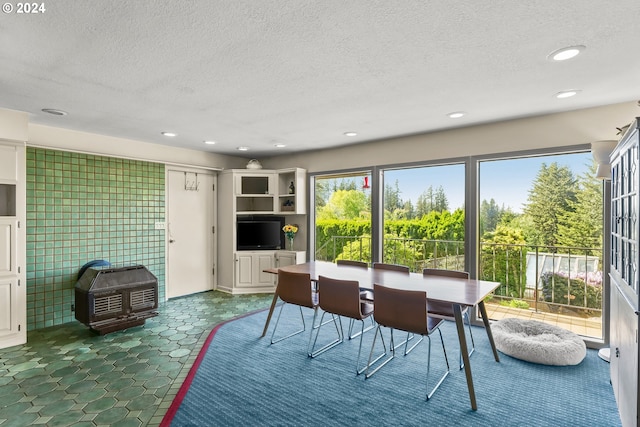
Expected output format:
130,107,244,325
492,318,586,366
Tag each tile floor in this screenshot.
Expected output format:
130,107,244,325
0,292,603,427
0,291,273,427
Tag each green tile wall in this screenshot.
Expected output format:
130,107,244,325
25,148,165,330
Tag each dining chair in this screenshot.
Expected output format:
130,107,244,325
422,268,475,369
372,262,418,348
372,262,410,273
335,260,375,338
309,276,380,374
270,270,319,346
336,259,368,268
365,284,450,400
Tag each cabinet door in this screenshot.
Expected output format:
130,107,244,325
0,220,15,275
235,253,255,288
0,145,17,182
235,174,275,195
611,283,639,427
255,254,275,287
275,253,296,268
0,278,18,339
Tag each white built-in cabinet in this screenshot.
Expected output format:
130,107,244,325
218,168,307,294
0,142,26,349
235,251,276,289
275,250,306,268
609,117,640,427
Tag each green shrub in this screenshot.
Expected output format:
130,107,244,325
540,272,602,310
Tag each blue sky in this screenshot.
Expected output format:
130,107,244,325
384,152,593,213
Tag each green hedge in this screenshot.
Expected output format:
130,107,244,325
540,272,602,310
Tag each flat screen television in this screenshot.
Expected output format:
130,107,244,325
236,216,285,250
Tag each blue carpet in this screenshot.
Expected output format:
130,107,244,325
164,307,621,427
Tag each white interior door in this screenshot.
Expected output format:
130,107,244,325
166,168,216,299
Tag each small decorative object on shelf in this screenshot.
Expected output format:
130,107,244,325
289,181,295,194
281,200,294,211
245,159,262,169
282,224,298,250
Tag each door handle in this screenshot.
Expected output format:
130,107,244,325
169,239,175,243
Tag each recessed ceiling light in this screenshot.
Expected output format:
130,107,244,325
41,108,68,116
547,45,585,61
161,132,177,137
204,140,216,145
274,143,286,148
237,146,249,151
555,90,580,99
344,132,358,137
447,112,465,119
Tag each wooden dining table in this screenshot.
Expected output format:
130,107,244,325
262,261,500,410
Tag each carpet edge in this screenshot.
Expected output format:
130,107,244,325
159,306,269,427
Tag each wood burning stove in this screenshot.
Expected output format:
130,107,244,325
75,264,158,334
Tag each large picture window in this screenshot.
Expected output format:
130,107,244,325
310,148,605,342
478,152,604,339
312,171,372,263
381,164,465,272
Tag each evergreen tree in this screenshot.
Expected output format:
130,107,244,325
315,180,330,208
433,185,449,212
384,179,403,213
415,187,432,218
402,200,415,219
522,162,577,248
556,161,603,253
480,198,502,235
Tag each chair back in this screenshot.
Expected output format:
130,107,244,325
422,268,470,316
372,262,410,273
422,268,469,279
318,276,363,319
336,259,368,268
373,284,427,335
277,270,315,308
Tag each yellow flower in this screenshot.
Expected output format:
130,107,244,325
283,224,298,238
283,224,298,233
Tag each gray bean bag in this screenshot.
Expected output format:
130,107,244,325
492,318,586,366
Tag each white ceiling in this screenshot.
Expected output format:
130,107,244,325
1,1,639,158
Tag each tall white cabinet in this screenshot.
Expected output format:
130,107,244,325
609,117,640,427
0,142,26,349
218,168,307,294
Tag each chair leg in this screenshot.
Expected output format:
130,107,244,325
459,311,475,370
270,302,306,344
403,332,424,356
426,328,450,400
354,319,376,375
348,316,375,340
308,312,343,358
364,326,393,379
393,332,417,352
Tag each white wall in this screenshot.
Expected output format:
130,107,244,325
260,101,639,171
28,123,248,170
0,109,28,142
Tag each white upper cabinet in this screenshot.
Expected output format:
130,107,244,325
0,145,17,182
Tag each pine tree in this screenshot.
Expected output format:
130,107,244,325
384,179,403,213
522,162,577,248
556,161,603,253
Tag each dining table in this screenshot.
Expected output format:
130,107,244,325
262,261,501,411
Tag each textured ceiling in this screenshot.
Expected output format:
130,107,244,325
1,0,640,157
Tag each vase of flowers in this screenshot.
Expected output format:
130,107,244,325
282,224,298,250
